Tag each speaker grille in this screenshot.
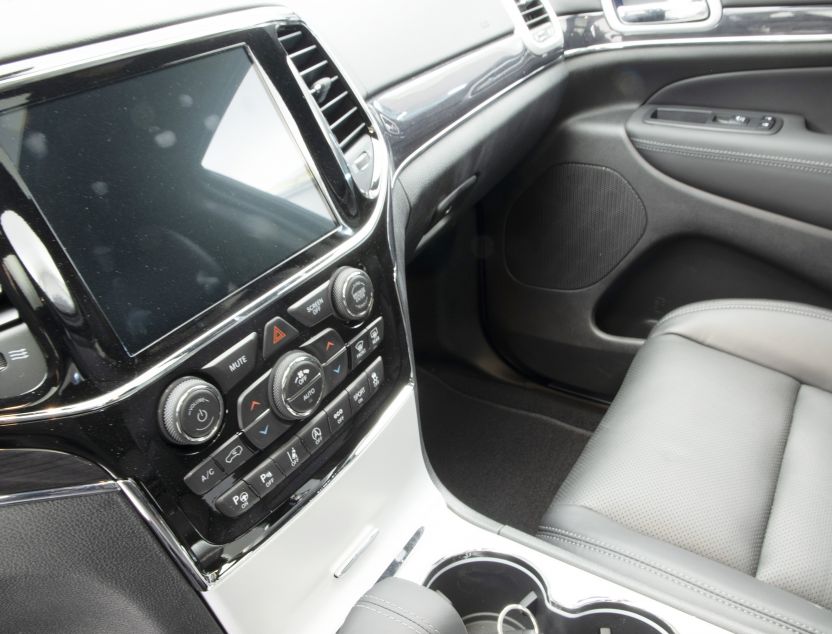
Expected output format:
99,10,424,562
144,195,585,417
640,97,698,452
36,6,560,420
505,163,647,290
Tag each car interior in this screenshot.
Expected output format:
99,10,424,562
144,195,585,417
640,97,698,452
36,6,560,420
1,1,832,632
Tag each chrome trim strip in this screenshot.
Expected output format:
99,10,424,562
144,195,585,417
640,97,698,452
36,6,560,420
601,0,722,34
114,385,416,587
332,526,379,578
0,7,390,425
0,480,117,506
118,479,211,590
562,5,832,57
376,40,563,183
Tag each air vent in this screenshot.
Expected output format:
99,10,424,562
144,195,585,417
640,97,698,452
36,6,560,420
514,0,553,29
0,285,18,328
277,25,370,152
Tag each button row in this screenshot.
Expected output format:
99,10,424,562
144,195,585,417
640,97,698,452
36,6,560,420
208,357,385,517
348,317,383,369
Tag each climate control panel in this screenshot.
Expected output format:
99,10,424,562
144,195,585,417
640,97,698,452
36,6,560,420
157,266,391,523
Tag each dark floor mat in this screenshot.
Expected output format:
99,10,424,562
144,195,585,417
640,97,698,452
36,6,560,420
418,368,593,534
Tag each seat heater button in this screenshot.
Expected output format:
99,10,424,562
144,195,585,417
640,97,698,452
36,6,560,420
215,481,258,518
272,437,310,476
288,282,333,327
203,333,258,391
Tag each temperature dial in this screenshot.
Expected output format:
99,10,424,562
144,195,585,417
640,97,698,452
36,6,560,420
270,351,325,420
159,377,224,445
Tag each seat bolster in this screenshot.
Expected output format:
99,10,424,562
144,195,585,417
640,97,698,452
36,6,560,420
538,504,832,634
651,300,832,391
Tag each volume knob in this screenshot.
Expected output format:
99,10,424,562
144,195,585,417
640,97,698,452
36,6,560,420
331,267,374,321
158,377,224,445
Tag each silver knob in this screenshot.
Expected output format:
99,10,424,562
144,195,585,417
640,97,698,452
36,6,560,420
270,351,325,420
158,377,224,445
331,267,374,322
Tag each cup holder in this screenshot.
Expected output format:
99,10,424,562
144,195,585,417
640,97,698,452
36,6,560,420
425,553,672,634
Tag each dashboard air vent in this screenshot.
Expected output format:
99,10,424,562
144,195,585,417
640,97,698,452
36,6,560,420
0,285,18,327
277,25,370,152
514,0,553,29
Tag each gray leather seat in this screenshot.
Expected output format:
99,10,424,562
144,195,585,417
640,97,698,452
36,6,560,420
537,300,832,634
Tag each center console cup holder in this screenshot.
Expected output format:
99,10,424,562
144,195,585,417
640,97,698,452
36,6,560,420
424,553,672,634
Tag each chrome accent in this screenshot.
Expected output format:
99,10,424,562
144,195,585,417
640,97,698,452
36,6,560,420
117,479,210,590
373,34,563,171
563,6,832,56
159,378,224,445
602,0,721,33
0,480,116,507
426,554,672,634
380,526,424,580
0,210,77,316
210,384,415,584
500,0,565,55
0,7,390,425
333,526,379,578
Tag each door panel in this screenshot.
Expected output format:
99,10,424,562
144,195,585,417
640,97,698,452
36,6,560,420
482,38,832,398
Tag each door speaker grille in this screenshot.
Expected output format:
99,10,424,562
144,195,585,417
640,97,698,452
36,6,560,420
504,163,647,290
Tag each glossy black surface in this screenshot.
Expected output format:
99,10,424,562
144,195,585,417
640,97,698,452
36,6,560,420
0,23,377,395
0,47,337,354
0,17,405,577
0,449,107,495
372,35,563,168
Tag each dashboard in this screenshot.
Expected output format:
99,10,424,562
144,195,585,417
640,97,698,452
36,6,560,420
0,0,565,593
1,2,830,633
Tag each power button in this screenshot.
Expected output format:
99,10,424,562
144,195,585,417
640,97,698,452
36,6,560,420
159,377,224,446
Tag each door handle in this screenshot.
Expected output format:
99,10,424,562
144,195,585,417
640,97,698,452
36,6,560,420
616,0,709,23
601,0,721,33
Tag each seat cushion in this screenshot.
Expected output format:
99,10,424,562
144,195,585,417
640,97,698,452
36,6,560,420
537,300,832,634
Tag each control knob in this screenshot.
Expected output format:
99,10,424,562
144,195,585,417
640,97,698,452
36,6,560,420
331,267,374,322
158,377,224,445
270,350,325,420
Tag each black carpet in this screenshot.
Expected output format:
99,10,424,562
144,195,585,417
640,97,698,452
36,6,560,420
418,367,597,534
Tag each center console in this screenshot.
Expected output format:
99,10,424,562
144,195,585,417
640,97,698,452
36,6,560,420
0,7,406,580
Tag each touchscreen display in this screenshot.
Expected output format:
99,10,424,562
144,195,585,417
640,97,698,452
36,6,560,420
0,48,338,354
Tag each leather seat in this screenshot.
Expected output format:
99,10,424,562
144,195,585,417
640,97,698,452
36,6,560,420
537,300,832,634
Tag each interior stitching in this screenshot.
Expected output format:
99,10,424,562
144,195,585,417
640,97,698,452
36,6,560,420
634,144,832,176
364,594,441,634
355,603,426,634
631,139,832,170
753,383,803,578
538,525,824,633
656,303,832,329
537,530,820,634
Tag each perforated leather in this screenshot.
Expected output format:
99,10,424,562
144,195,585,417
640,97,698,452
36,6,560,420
538,300,832,633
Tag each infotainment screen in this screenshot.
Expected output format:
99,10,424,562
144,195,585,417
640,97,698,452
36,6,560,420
0,47,338,354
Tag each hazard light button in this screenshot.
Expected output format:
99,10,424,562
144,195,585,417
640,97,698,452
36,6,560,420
262,316,299,359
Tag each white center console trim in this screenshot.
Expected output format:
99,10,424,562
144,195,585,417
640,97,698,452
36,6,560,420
202,385,729,633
